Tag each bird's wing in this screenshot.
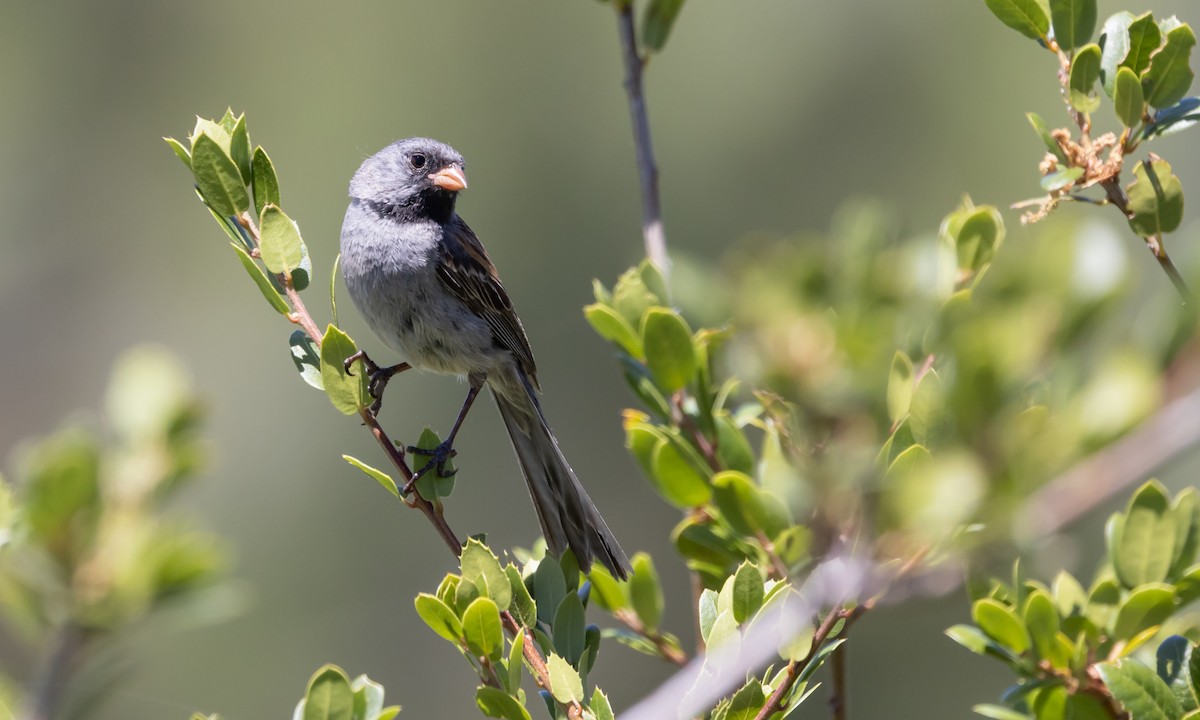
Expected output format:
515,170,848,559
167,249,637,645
437,215,539,384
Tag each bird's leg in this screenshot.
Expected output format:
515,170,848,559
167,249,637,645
344,350,411,416
408,377,484,484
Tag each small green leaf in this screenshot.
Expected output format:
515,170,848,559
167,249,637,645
1100,12,1135,96
972,704,1033,720
711,471,791,539
553,593,587,666
725,679,766,720
505,565,537,628
630,553,664,633
985,0,1050,41
461,539,512,610
587,565,628,612
320,324,366,415
954,206,1005,274
641,0,686,52
612,267,657,326
1086,577,1121,631
546,653,585,704
1050,0,1097,51
229,242,289,314
411,427,456,500
1124,12,1163,74
462,597,504,661
304,665,355,720
731,562,764,624
887,351,915,423
475,686,532,720
252,146,281,216
1052,570,1087,617
1143,25,1197,109
590,688,615,720
1114,480,1179,587
1040,167,1085,192
289,330,323,390
642,308,697,394
507,630,526,694
1171,489,1200,577
1115,66,1147,127
229,113,251,184
973,598,1031,654
1099,658,1184,720
584,303,644,358
1024,590,1068,667
1069,43,1103,112
164,136,192,169
1027,112,1068,162
343,455,397,497
533,557,567,627
649,436,712,508
1145,97,1200,139
258,204,305,275
414,593,463,644
191,133,250,216
714,412,755,475
1113,583,1176,641
1127,160,1185,237
699,589,718,644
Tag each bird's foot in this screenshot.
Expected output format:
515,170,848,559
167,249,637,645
408,440,459,483
344,351,409,416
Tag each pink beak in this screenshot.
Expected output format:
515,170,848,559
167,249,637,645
429,164,468,192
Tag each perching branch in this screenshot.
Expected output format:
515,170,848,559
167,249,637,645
22,622,84,720
615,2,670,280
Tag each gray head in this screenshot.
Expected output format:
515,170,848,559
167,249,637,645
349,137,467,223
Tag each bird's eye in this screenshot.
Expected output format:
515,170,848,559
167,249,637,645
410,153,427,169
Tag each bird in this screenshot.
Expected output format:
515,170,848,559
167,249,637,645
339,137,631,580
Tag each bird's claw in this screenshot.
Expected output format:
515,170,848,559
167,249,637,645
409,441,458,481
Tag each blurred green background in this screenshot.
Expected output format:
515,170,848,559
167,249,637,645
3,0,1200,717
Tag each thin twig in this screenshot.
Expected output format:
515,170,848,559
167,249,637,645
614,2,669,280
829,638,847,720
22,622,84,720
754,606,848,720
614,609,689,666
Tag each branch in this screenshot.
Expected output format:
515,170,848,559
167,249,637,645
613,609,689,666
615,2,669,279
22,622,85,720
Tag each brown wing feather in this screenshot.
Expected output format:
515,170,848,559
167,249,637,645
437,216,539,385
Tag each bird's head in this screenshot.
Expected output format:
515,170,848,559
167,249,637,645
349,137,467,222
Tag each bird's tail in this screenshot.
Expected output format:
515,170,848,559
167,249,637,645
493,378,631,580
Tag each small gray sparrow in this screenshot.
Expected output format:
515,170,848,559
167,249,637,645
339,137,631,579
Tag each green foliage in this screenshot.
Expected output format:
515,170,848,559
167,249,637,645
290,665,400,720
950,481,1200,719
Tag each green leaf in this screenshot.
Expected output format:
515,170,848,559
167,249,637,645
1086,577,1121,632
590,688,615,720
1143,25,1197,109
461,539,512,611
1124,13,1163,74
725,680,766,720
533,557,567,627
343,455,397,497
714,412,755,475
711,471,791,538
1040,167,1085,192
580,623,602,676
973,598,1031,654
252,146,281,217
229,242,290,314
289,330,324,391
587,565,628,613
304,666,354,720
229,113,251,184
191,133,250,216
946,624,1024,668
642,308,697,394
1115,66,1147,127
1113,584,1176,641
1172,489,1200,577
1052,570,1087,617
699,589,718,644
258,204,305,276
641,0,686,52
985,0,1050,41
411,427,456,500
475,686,532,720
1050,0,1097,51
887,351,915,423
731,562,764,624
630,553,664,633
972,704,1033,720
1114,480,1179,587
649,435,712,508
1100,12,1135,97
547,653,584,705
320,325,367,415
1027,112,1068,162
1069,43,1103,112
1127,160,1185,237
1024,590,1069,667
584,303,644,358
462,597,504,661
414,593,463,644
954,206,1005,274
553,593,587,666
505,565,537,628
612,267,657,326
164,136,192,169
1099,658,1184,720
1145,97,1200,139
506,630,526,694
